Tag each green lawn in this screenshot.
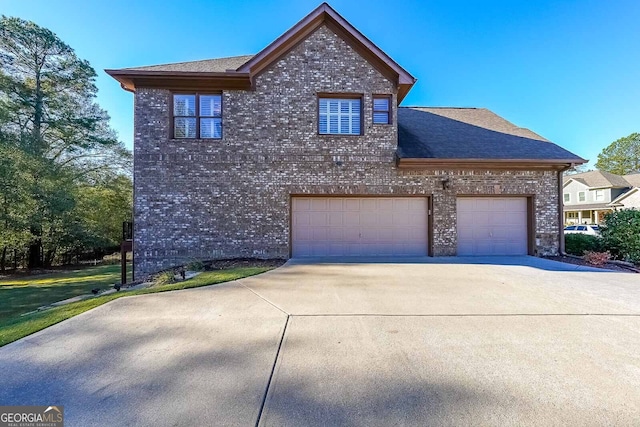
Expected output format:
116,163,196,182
0,264,132,320
0,266,272,347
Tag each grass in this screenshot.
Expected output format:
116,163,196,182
0,266,273,347
0,264,132,320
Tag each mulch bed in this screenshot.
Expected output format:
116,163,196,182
545,255,638,273
204,258,286,271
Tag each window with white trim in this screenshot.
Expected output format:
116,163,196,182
563,193,570,203
319,98,361,135
173,93,222,139
594,190,604,201
578,191,586,202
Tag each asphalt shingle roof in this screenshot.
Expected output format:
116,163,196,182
564,170,631,188
623,173,640,187
396,107,584,161
122,55,254,73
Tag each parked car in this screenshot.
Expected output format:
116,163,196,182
564,225,600,235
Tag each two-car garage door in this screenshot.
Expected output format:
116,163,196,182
292,197,428,257
291,196,529,257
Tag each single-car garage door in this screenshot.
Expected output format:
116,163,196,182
292,197,428,257
457,197,529,256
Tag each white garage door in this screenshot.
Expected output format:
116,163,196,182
457,197,528,256
292,197,428,257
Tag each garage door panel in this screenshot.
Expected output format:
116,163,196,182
344,212,360,226
293,198,310,210
393,199,409,211
328,198,343,210
292,197,428,257
310,212,328,226
294,228,312,241
343,228,360,242
361,199,377,211
378,199,394,211
457,197,528,256
310,198,327,210
312,228,328,241
293,212,310,226
328,212,343,225
328,228,343,240
344,199,360,211
360,211,378,226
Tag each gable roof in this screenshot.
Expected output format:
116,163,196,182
396,107,586,168
623,173,640,187
106,3,416,100
237,2,416,101
609,187,639,206
121,55,254,73
563,170,631,188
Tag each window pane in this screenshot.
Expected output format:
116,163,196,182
200,118,222,138
373,97,389,111
174,117,196,138
329,115,339,133
319,113,328,134
174,95,196,116
319,98,361,135
200,95,221,117
373,112,389,124
329,100,339,114
319,99,328,114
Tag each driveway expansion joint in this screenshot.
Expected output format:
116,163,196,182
255,314,290,427
238,282,290,315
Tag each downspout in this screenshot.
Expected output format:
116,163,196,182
557,164,574,255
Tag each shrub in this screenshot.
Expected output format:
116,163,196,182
583,251,611,266
600,209,640,264
564,234,601,256
154,271,176,286
186,259,205,272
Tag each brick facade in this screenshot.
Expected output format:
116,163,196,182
133,25,560,276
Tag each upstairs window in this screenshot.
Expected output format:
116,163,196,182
319,97,361,135
173,93,222,139
372,95,391,124
578,191,586,202
594,190,604,201
563,193,570,203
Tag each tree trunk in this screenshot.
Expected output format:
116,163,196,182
44,247,56,268
13,249,18,270
28,239,42,270
0,247,6,273
32,67,44,154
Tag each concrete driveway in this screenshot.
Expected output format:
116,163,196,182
1,256,639,426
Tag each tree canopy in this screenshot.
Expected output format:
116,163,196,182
595,133,640,175
0,16,132,270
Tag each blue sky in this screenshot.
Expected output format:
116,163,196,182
3,0,639,165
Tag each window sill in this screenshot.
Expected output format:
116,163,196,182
170,138,223,141
317,133,363,137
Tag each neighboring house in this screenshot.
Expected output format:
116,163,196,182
563,170,640,224
610,173,640,211
107,3,585,276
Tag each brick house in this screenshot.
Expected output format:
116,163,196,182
107,3,585,277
